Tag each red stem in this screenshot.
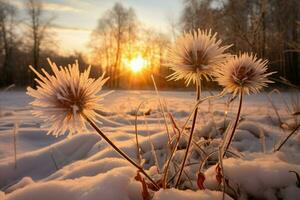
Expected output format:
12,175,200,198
223,90,243,157
175,81,201,188
84,114,160,190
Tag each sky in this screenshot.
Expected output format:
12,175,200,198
11,0,182,55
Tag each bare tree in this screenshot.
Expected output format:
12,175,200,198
180,0,300,85
180,0,218,32
25,0,53,71
0,0,17,85
90,3,137,88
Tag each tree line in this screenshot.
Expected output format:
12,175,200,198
180,0,299,85
0,0,87,87
88,3,172,89
0,0,299,89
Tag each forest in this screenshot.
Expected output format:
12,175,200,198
0,0,299,89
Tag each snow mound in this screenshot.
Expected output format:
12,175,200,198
44,157,129,181
204,153,300,199
1,90,300,199
0,133,100,188
6,167,142,200
153,188,233,200
6,177,34,193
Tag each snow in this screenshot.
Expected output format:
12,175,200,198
6,177,34,193
0,90,299,199
204,153,300,199
5,167,141,200
0,133,99,189
153,188,233,200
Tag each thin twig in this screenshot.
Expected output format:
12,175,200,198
173,161,193,188
222,90,243,158
135,100,150,165
151,75,171,143
13,122,19,169
270,77,300,90
84,114,160,190
289,170,300,187
223,95,236,130
163,90,225,188
198,147,243,175
182,132,208,156
134,98,156,165
162,113,181,188
50,147,59,170
175,80,201,187
218,147,226,200
275,124,300,151
167,161,195,186
267,89,285,125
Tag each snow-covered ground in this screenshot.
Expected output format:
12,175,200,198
0,90,299,200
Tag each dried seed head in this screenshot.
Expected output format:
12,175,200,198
166,29,231,86
215,53,274,96
27,59,110,136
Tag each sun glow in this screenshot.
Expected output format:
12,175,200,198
127,55,147,73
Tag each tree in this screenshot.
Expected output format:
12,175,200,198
180,0,218,32
180,0,300,85
25,0,53,73
0,0,17,85
90,2,138,88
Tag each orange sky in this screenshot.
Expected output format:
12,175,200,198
11,0,181,55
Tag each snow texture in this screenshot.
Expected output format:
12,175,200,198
1,90,299,199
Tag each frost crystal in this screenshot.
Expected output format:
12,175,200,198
166,29,231,86
215,53,274,96
27,59,110,136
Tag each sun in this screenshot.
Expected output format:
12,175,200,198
128,55,147,73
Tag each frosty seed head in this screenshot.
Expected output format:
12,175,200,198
27,58,110,137
215,53,274,96
165,29,231,86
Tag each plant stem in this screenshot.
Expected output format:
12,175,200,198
218,147,226,200
222,89,243,158
275,123,300,151
151,75,171,143
84,114,160,190
162,113,182,189
13,122,18,169
135,102,145,165
162,89,224,188
175,81,201,188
